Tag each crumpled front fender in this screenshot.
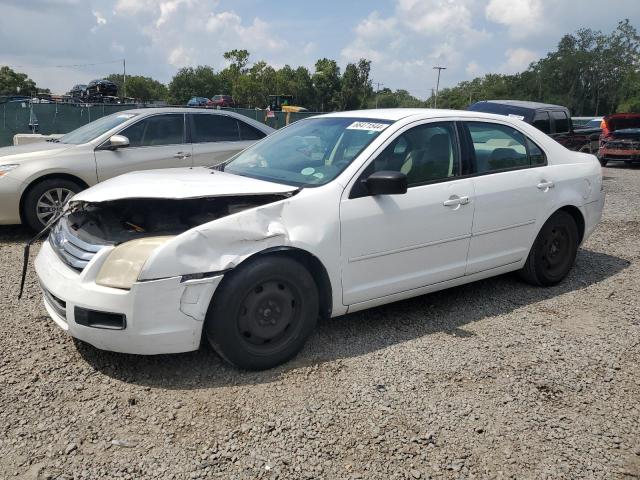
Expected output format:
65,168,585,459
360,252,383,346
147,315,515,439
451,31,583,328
139,201,290,280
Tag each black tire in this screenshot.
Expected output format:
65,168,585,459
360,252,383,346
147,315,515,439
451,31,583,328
599,158,608,167
204,256,319,370
22,178,83,231
518,210,579,287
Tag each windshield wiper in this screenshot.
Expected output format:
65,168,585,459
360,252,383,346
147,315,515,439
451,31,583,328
46,138,60,143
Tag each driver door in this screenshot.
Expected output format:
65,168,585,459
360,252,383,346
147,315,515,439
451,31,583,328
340,121,475,305
94,113,192,182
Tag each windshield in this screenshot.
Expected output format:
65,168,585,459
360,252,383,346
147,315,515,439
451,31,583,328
225,117,392,186
584,119,602,128
58,112,138,145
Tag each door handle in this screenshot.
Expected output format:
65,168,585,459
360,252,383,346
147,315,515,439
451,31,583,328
537,180,555,190
443,195,470,207
174,151,192,158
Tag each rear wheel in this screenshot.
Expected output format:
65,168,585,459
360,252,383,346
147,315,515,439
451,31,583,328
22,178,82,231
205,256,319,370
518,210,579,286
599,158,608,167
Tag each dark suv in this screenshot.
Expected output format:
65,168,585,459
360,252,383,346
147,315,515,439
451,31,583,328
468,100,597,153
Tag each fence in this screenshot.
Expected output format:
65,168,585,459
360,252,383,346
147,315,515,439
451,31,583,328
0,102,319,147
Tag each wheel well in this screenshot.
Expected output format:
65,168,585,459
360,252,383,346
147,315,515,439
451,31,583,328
249,247,333,319
19,174,89,222
558,205,585,244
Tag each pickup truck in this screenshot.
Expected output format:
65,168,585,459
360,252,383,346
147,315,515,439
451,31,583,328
468,100,599,153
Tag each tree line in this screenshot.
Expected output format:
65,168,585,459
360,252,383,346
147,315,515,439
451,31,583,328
1,19,638,115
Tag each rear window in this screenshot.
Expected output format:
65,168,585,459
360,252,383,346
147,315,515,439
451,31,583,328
466,122,545,172
532,111,551,134
190,114,239,142
238,121,266,141
551,111,570,134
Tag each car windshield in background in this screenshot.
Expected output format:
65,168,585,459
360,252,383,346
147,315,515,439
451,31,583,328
224,117,392,187
58,113,138,145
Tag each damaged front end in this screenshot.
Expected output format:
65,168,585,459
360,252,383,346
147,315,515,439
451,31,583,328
49,193,295,276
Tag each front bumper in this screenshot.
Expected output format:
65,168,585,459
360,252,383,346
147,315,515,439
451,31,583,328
35,240,223,355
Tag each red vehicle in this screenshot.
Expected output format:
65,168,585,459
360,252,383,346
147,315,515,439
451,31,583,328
598,113,640,166
210,95,236,108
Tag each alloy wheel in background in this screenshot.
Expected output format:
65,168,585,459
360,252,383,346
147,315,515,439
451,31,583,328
36,187,75,226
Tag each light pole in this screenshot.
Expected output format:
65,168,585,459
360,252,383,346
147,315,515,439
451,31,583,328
374,81,384,108
433,66,446,108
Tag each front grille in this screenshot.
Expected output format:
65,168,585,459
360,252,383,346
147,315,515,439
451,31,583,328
49,219,105,271
40,283,67,319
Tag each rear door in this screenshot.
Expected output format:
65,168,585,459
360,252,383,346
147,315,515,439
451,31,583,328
94,113,191,181
463,121,555,274
189,113,266,167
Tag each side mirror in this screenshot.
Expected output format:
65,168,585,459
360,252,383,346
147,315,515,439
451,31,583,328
106,134,129,150
365,170,408,195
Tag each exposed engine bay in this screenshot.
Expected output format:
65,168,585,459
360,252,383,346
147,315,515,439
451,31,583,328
64,194,293,245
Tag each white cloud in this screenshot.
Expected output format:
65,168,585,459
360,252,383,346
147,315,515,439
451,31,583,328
500,48,538,73
465,61,482,76
341,0,490,97
485,0,543,38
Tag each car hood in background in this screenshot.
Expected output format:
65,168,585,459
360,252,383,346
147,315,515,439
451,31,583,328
0,141,73,162
71,167,299,203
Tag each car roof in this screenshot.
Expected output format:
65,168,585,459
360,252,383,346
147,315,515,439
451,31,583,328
311,108,529,122
118,107,235,114
470,100,567,111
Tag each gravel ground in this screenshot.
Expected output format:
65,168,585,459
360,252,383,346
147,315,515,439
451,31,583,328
1,165,639,480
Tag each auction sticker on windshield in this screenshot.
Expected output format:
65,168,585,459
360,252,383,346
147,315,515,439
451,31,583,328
346,121,389,132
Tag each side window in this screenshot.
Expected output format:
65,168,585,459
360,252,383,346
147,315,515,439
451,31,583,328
551,111,569,134
467,122,529,173
238,121,266,141
190,114,240,143
532,111,551,134
364,122,459,187
120,114,184,147
527,138,546,166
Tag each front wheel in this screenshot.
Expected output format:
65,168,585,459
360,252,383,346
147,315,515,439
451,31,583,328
204,256,319,370
22,178,83,231
518,210,579,286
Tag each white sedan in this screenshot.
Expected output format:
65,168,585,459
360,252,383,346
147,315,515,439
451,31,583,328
0,107,272,230
34,108,604,369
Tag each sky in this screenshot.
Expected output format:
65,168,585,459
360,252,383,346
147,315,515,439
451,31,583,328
1,0,639,99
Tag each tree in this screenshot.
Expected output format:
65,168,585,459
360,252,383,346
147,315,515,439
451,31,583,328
167,66,221,104
105,74,167,102
312,58,341,111
0,66,37,96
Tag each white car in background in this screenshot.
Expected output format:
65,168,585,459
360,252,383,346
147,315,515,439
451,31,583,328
0,107,273,230
35,109,604,370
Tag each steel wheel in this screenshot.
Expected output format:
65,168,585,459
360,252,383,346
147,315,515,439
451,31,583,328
237,279,302,355
518,210,579,286
35,187,74,226
205,256,319,370
540,225,571,278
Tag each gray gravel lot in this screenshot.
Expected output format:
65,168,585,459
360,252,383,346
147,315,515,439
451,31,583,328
1,166,639,480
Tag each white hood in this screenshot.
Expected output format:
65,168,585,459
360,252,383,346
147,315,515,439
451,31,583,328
0,141,72,162
72,166,298,203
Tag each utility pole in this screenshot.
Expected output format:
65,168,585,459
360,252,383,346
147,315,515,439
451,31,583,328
433,65,446,108
430,88,435,108
123,58,127,101
374,81,384,108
